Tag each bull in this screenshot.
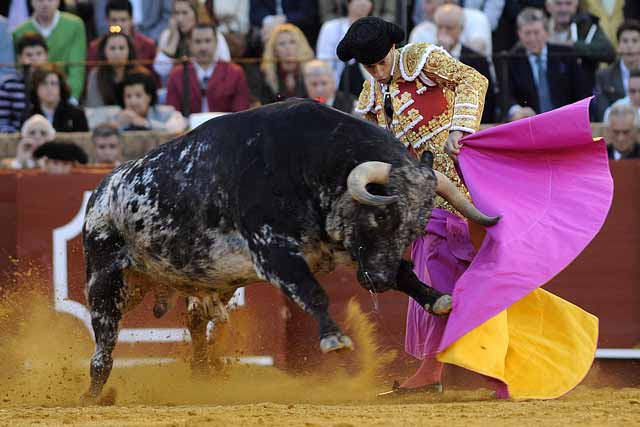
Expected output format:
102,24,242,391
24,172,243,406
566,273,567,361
81,99,498,401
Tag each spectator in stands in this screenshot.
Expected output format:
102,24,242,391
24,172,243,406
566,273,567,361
0,16,15,79
91,123,123,166
502,8,583,121
88,0,157,79
153,0,230,83
318,0,395,25
111,70,187,133
410,0,493,57
433,4,495,122
86,29,139,107
413,0,504,32
492,0,546,53
250,0,319,49
0,32,48,133
604,69,640,122
2,114,55,169
316,0,373,85
605,103,640,160
33,140,88,174
545,0,615,99
580,0,624,47
166,23,250,115
26,64,89,132
595,20,640,120
94,0,172,43
2,0,32,32
257,23,313,104
13,0,87,100
303,59,355,114
209,0,250,58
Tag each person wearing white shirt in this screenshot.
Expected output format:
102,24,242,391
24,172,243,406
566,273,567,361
594,20,640,120
605,103,640,160
603,70,640,124
409,0,493,57
316,0,373,85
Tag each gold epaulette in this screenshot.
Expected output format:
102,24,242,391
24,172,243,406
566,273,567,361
399,42,449,82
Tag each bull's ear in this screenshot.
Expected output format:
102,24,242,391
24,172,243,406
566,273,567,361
420,150,434,168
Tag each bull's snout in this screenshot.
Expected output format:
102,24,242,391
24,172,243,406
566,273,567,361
356,268,395,293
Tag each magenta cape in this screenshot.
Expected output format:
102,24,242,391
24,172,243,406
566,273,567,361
438,98,613,353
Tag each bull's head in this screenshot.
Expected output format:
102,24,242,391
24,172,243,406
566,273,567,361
326,152,499,294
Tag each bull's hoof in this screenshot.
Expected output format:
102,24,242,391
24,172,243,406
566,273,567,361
431,295,452,316
320,333,354,353
79,388,117,406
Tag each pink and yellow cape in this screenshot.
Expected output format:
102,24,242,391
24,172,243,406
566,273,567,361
437,98,613,399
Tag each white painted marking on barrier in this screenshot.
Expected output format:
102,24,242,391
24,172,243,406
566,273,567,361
51,190,245,344
595,349,640,359
71,355,274,368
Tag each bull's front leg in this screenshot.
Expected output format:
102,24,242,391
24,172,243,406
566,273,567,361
396,260,452,316
252,244,353,353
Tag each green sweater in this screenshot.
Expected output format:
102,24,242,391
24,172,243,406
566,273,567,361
13,12,87,100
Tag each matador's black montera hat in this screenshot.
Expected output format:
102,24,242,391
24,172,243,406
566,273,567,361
336,17,405,65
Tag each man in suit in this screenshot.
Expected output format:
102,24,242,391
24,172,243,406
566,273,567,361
94,0,171,42
166,24,250,116
594,20,640,121
605,103,640,160
433,3,496,122
545,0,616,99
303,59,354,114
503,7,583,121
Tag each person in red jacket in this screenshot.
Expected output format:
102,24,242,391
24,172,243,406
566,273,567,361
87,0,157,79
166,23,250,115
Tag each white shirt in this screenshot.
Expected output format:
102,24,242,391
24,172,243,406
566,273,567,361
620,60,630,94
32,10,60,38
316,18,351,84
8,0,29,31
450,43,462,60
194,61,216,113
130,0,143,25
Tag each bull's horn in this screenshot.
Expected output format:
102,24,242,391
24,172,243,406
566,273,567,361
347,161,399,206
435,171,500,226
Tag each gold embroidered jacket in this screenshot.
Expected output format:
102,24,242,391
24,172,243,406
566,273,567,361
355,42,488,212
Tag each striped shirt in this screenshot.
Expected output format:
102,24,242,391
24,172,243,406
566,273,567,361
0,73,26,133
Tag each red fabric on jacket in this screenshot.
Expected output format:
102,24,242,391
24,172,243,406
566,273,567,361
165,61,250,114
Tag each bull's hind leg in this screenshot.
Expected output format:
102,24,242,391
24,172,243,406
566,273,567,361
251,245,353,353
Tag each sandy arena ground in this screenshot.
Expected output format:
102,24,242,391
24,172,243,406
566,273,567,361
1,290,638,426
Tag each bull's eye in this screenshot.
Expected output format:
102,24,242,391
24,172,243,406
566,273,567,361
375,213,386,222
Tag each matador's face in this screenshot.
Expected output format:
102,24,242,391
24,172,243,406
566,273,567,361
363,48,395,83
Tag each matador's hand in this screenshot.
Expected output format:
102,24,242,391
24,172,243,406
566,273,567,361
444,131,468,162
